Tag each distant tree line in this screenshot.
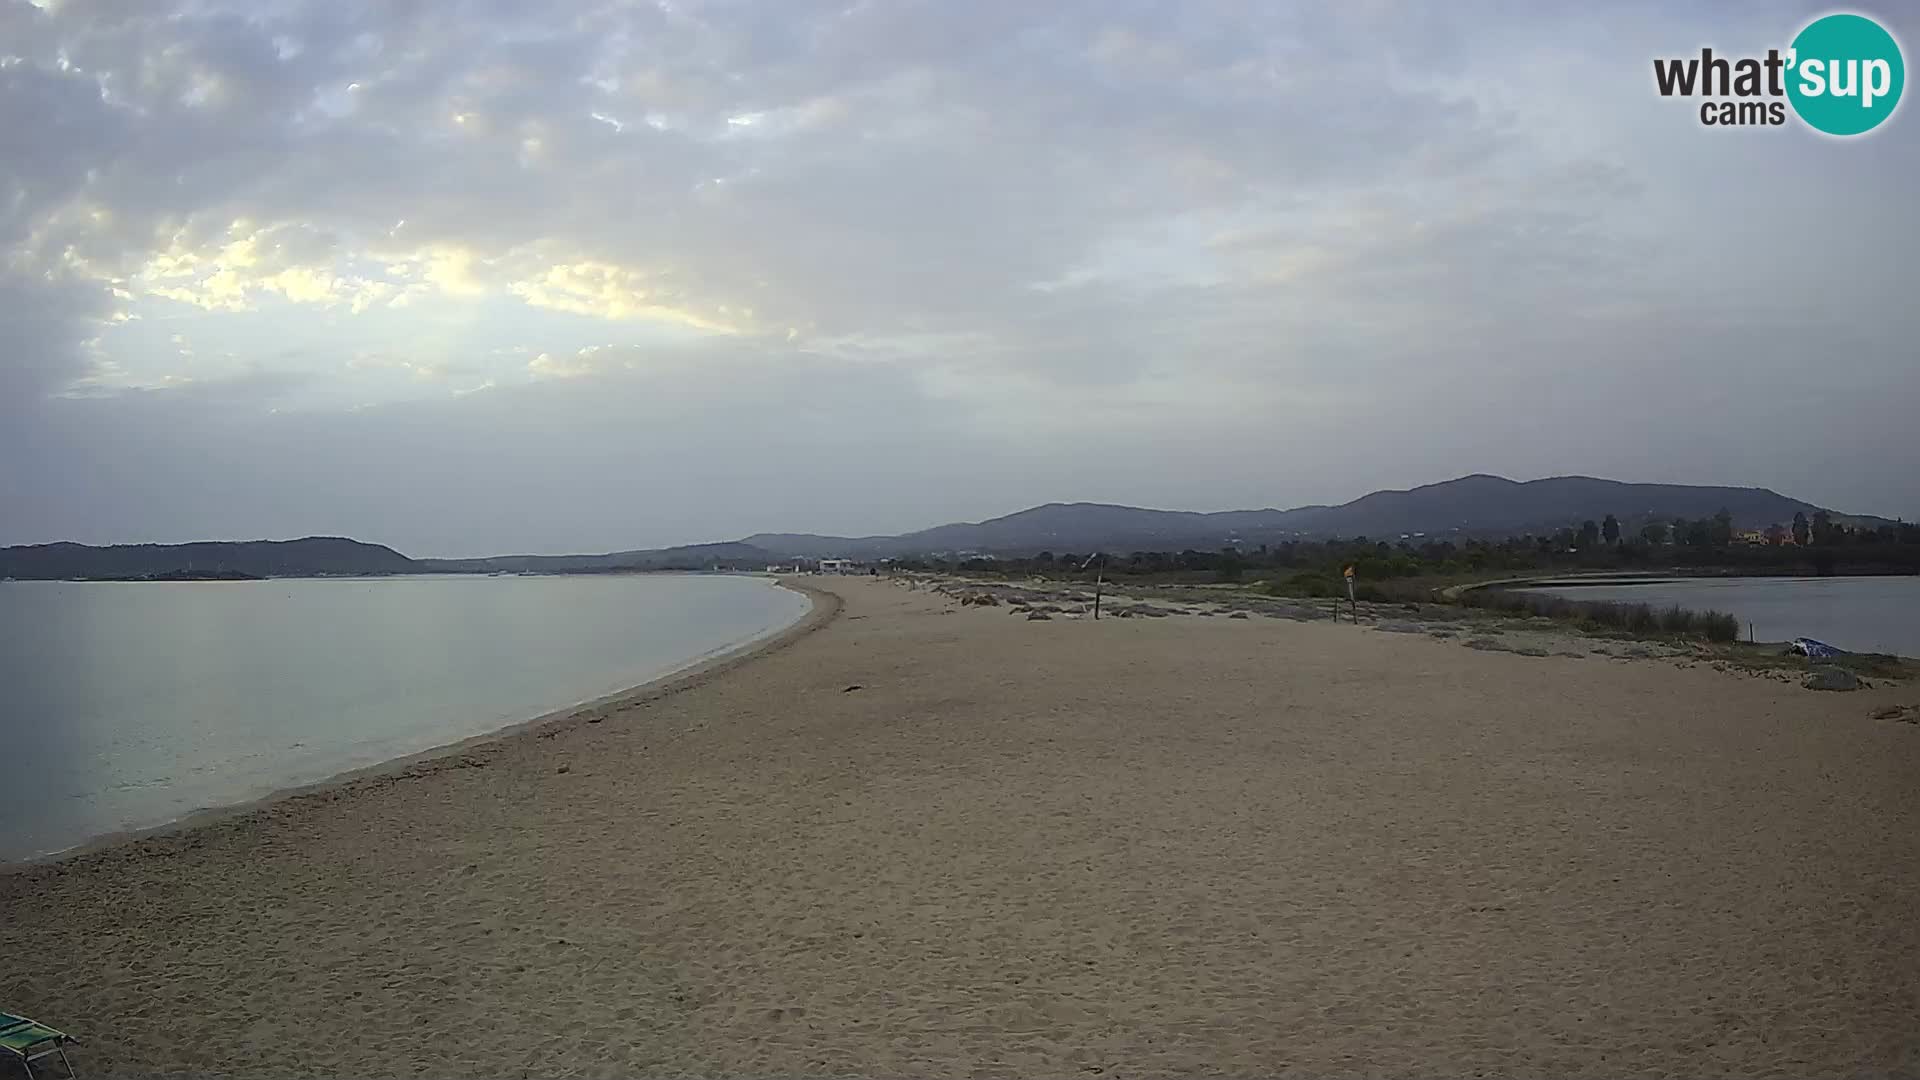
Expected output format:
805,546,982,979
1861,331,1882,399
889,508,1920,590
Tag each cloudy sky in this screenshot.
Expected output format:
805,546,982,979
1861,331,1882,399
3,0,1914,556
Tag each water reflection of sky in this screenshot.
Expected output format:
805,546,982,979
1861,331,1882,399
1520,576,1920,657
0,575,807,861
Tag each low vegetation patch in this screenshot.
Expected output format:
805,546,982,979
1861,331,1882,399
1259,571,1345,598
1712,643,1915,682
1255,572,1743,646
1459,588,1740,643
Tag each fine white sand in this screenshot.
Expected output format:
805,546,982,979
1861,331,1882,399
4,576,1917,1077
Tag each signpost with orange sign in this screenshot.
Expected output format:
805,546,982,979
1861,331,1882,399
1343,564,1357,622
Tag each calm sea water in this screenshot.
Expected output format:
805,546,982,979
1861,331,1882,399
0,574,809,861
1520,575,1920,657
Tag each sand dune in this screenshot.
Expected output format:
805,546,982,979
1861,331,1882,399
4,576,1917,1077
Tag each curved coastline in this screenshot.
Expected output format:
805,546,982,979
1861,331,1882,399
3,578,839,872
6,577,1918,1075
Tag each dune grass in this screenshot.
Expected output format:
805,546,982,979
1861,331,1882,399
1458,589,1740,642
1256,573,1742,645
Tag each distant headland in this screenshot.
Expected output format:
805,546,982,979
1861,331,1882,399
3,473,1906,581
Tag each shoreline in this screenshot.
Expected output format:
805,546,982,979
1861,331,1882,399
1045,575,1918,664
1497,570,1918,587
5,568,775,584
6,576,1915,1076
1,579,837,872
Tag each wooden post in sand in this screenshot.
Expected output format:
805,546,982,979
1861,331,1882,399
1344,565,1357,623
1081,551,1104,620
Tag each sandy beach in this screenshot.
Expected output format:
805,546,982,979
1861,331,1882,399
4,575,1918,1077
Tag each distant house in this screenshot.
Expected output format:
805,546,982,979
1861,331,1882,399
818,558,855,574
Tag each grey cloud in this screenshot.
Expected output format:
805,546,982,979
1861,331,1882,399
0,275,114,408
10,343,1009,553
1,0,1916,550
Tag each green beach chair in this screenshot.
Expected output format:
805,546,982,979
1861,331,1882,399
0,1013,77,1079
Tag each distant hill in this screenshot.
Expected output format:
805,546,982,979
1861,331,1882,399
0,537,415,580
744,504,1292,559
744,475,1846,557
1,537,778,580
414,541,775,574
7,474,1877,577
1268,474,1834,539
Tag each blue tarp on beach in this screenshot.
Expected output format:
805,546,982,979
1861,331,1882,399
1788,637,1843,660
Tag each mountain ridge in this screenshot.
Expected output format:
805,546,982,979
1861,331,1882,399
412,541,774,575
5,474,1891,578
740,474,1862,558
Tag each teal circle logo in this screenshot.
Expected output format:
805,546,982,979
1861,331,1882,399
1786,13,1905,136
